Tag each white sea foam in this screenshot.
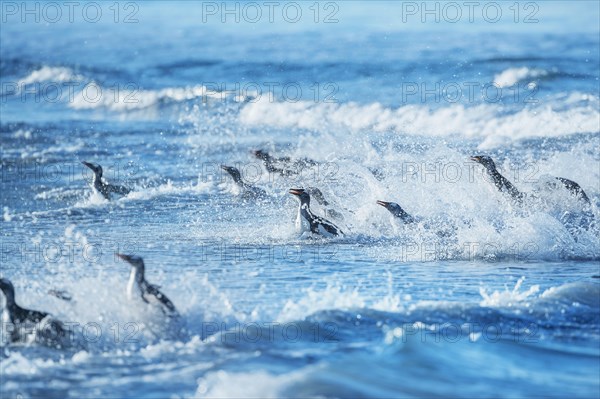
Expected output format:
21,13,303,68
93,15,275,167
17,66,83,86
3,206,12,222
239,96,599,145
0,352,58,375
540,282,600,308
124,180,215,201
275,277,405,323
195,369,305,398
12,129,33,139
70,82,229,111
277,284,368,322
479,277,540,307
493,67,549,88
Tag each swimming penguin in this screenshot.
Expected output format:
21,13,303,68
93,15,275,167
470,156,525,203
376,200,416,224
306,187,345,221
289,188,344,237
221,165,268,200
253,150,284,174
471,156,591,206
0,278,66,345
376,200,458,241
254,150,317,176
81,161,131,200
116,254,180,319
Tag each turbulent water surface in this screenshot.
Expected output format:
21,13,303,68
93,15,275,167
1,2,599,398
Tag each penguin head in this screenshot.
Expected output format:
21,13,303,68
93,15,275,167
470,155,496,170
376,200,405,217
117,254,145,276
221,165,243,184
253,150,270,161
0,278,15,303
306,187,329,206
289,188,310,205
82,161,103,177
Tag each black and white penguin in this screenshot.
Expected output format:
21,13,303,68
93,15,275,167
289,188,343,237
376,200,458,240
375,200,416,224
116,254,180,319
221,165,268,200
470,156,525,203
254,150,317,176
471,155,592,207
81,161,131,200
471,155,595,236
0,278,66,345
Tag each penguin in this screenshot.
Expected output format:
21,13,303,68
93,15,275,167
376,200,457,240
253,150,285,174
254,150,317,176
375,200,416,224
289,188,343,237
470,156,525,203
116,254,179,319
472,156,592,207
471,155,595,236
221,165,268,200
0,278,66,345
81,161,131,200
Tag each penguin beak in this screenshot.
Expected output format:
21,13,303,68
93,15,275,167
289,188,303,196
220,165,231,172
470,156,481,163
376,200,390,207
81,161,93,169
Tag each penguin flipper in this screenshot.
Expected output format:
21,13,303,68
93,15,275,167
145,285,179,317
313,216,343,236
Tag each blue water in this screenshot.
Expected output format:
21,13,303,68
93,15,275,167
1,1,600,398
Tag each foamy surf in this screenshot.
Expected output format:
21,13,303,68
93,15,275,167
70,83,231,112
239,97,600,144
493,67,550,88
17,66,84,87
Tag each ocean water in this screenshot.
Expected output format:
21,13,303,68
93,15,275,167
1,1,599,398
